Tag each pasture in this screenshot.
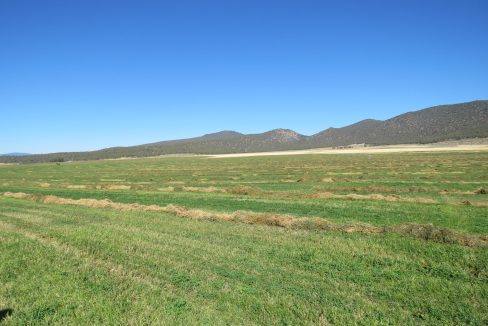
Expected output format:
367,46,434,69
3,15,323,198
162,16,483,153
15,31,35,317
0,151,487,324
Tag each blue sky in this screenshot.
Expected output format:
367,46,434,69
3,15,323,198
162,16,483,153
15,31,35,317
1,0,487,154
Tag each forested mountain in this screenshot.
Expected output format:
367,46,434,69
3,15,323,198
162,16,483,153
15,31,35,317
2,100,487,164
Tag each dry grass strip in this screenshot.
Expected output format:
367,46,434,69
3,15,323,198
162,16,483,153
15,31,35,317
309,191,488,207
308,192,438,204
181,186,225,193
3,192,487,247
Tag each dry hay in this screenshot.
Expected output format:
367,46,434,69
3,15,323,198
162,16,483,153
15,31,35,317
385,224,488,247
226,185,262,196
3,192,33,199
157,186,175,192
41,195,163,211
474,188,486,195
342,193,402,201
2,191,486,247
457,199,488,207
309,192,437,204
321,177,334,183
402,197,437,204
67,185,87,189
439,188,487,195
474,203,488,207
105,185,131,190
181,186,225,193
39,182,51,188
280,179,298,183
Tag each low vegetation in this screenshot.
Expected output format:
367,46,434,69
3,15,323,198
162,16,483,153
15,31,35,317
0,151,487,323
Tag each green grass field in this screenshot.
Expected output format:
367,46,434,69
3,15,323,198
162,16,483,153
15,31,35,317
0,151,487,324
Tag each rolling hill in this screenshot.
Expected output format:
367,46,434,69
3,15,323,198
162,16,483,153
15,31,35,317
2,100,487,163
0,152,30,157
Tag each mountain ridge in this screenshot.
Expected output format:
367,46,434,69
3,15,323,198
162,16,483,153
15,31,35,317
2,100,487,163
0,152,31,157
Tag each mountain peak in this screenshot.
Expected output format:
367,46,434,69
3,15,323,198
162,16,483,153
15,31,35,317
201,130,243,140
263,129,304,142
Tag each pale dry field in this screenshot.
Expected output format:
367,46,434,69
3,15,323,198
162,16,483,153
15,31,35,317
211,139,488,158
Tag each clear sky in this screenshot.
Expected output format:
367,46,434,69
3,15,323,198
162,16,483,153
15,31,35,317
1,0,487,154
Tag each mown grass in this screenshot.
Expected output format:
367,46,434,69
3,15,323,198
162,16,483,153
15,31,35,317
0,198,487,324
0,151,487,324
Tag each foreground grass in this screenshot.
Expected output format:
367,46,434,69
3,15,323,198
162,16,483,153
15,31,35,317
0,197,487,324
0,152,487,324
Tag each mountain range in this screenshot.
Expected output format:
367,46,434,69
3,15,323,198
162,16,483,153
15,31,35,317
0,152,30,157
2,100,487,164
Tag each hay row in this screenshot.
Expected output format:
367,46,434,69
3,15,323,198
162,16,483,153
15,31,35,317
308,192,438,204
2,192,487,247
308,191,488,206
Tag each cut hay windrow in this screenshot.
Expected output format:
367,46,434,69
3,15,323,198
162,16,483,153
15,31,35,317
181,186,225,193
2,192,487,247
308,192,438,204
308,191,488,206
